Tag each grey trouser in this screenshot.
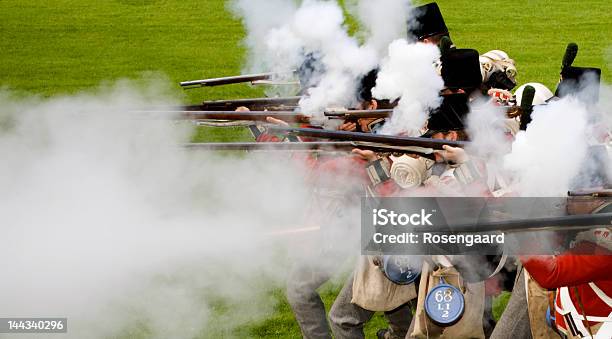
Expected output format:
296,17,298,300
489,268,533,339
286,262,334,339
329,273,414,339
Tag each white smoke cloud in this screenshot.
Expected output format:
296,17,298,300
503,97,590,196
232,0,381,115
352,0,414,56
466,97,513,162
293,0,379,114
229,0,299,74
0,80,362,338
373,40,444,135
598,84,612,131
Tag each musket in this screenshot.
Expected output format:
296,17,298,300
325,107,524,119
267,126,467,151
136,110,312,123
187,97,398,112
327,106,524,121
182,110,311,123
139,109,394,124
413,213,612,234
568,189,612,197
188,96,301,111
183,141,438,158
180,71,296,89
324,109,393,120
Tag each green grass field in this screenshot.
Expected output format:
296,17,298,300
0,0,610,337
1,0,609,100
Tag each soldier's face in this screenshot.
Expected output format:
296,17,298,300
357,99,378,111
431,131,458,141
421,34,444,45
431,131,458,162
422,37,438,45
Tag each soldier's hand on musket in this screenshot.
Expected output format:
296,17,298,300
352,148,377,162
338,121,357,131
266,116,289,126
435,145,469,164
358,118,378,133
338,118,378,132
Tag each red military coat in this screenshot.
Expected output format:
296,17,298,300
521,229,612,337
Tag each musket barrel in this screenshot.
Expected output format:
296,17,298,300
180,71,295,88
183,141,357,151
568,189,612,197
137,110,311,123
193,96,301,111
183,141,437,156
413,213,612,233
180,73,274,88
182,111,310,123
324,109,393,119
268,126,466,150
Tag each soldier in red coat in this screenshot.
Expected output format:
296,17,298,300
521,227,612,338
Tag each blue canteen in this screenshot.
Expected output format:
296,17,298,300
382,255,421,285
425,277,465,326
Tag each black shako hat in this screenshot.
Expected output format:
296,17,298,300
556,66,601,103
409,2,449,41
554,42,601,103
424,93,470,134
358,68,378,102
441,48,482,90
